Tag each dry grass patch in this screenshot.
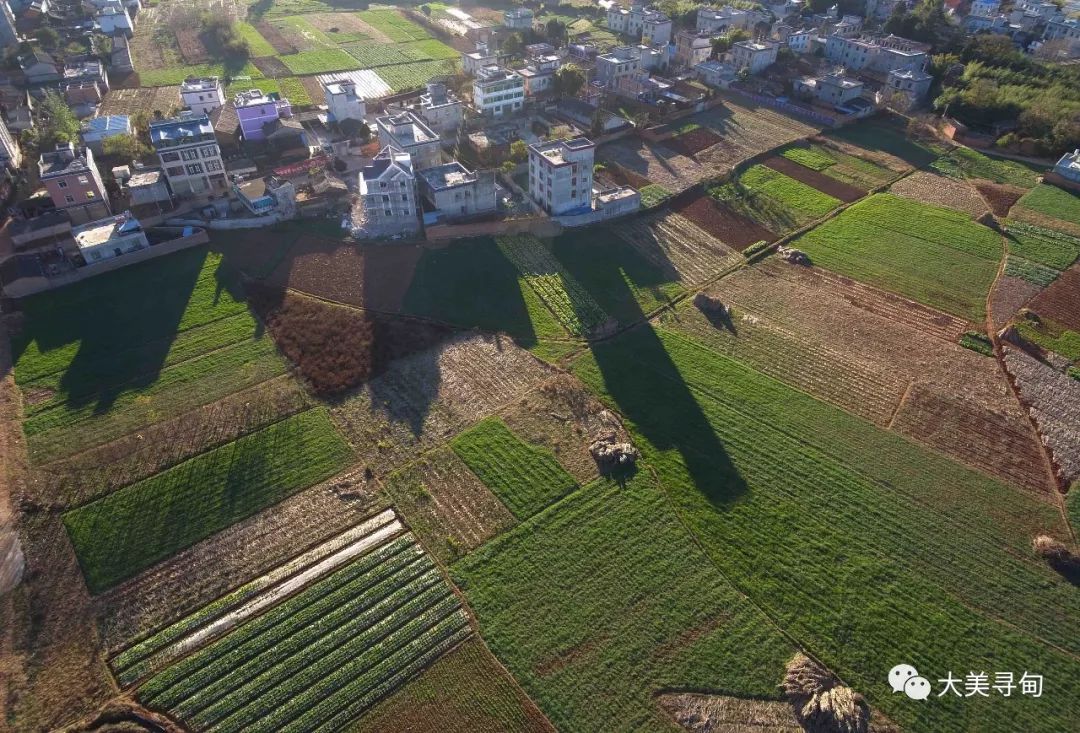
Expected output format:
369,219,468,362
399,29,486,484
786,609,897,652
657,692,803,732
782,654,870,733
616,210,743,285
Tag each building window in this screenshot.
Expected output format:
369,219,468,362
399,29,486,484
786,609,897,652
186,163,203,175
64,195,74,203
385,209,392,216
162,152,180,162
57,180,68,189
181,149,198,161
206,160,222,171
167,166,184,177
201,145,217,158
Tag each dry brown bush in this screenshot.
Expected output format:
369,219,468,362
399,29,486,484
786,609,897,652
1032,534,1076,565
782,653,870,733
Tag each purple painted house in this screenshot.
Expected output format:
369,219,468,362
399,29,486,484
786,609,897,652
234,89,292,142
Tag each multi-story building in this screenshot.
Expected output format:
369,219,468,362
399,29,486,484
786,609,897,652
516,54,562,96
324,78,366,123
356,146,420,238
697,5,757,33
180,77,225,116
463,42,497,76
795,72,864,106
0,0,18,48
1043,17,1080,50
503,6,533,29
595,46,643,86
376,111,441,170
528,137,593,216
786,28,812,53
234,89,292,142
824,35,927,72
38,143,110,223
472,65,525,117
607,2,672,45
417,82,463,135
418,162,497,221
149,112,226,196
0,115,21,171
970,0,1000,16
73,211,148,264
884,67,933,106
674,30,713,68
730,40,778,75
95,2,133,36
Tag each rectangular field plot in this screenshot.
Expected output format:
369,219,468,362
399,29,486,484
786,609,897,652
63,408,354,593
452,476,796,732
451,417,578,521
1004,221,1080,271
356,9,432,42
571,327,1080,733
793,193,1002,322
1015,183,1080,229
930,147,1041,189
709,164,842,234
127,515,472,732
281,48,359,74
376,59,458,92
11,248,289,463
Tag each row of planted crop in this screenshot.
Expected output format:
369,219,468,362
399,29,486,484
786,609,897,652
209,595,467,733
115,512,403,686
139,536,425,704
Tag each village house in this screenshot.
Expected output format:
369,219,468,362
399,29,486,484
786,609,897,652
674,30,713,69
416,82,463,136
418,162,497,222
595,45,663,87
19,50,59,85
149,112,226,196
528,137,593,216
1052,149,1080,185
323,79,366,123
80,115,131,154
72,210,148,264
794,72,864,106
356,146,420,238
502,6,533,29
0,116,21,172
376,111,441,171
111,35,134,73
472,65,525,117
695,60,737,89
516,54,562,97
462,42,497,76
607,2,672,45
233,176,296,217
697,5,758,33
234,89,293,142
122,165,172,207
730,40,779,75
884,67,933,106
38,143,111,223
180,77,226,116
95,2,133,36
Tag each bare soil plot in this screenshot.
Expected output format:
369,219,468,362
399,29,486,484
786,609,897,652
382,447,515,563
329,333,557,477
763,155,866,202
299,74,328,105
29,376,311,510
672,260,1053,497
657,693,802,732
615,210,744,285
99,87,182,117
990,275,1043,330
665,127,723,157
500,374,632,483
251,55,292,77
975,181,1025,217
175,28,211,64
889,170,988,218
596,162,651,190
814,135,914,176
597,137,711,192
253,20,297,54
1025,265,1080,331
1003,345,1080,485
95,465,385,652
671,192,777,250
306,11,376,39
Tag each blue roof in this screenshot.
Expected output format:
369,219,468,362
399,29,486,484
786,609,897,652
84,115,130,134
149,114,214,145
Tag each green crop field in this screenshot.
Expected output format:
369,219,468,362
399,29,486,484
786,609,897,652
273,15,338,49
138,62,264,88
710,164,841,233
10,248,289,462
341,41,429,68
1005,221,1080,270
357,9,432,42
931,147,1041,188
793,194,1001,321
828,120,943,167
551,230,684,325
138,534,471,731
451,418,578,520
1005,255,1061,287
403,237,571,349
1016,183,1080,226
64,408,353,592
376,59,458,92
1016,318,1080,362
281,48,359,74
568,324,1080,732
235,22,277,57
637,183,672,208
453,476,795,732
781,145,834,171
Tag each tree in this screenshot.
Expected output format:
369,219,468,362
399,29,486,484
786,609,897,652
509,139,528,162
101,133,150,162
420,4,431,16
500,159,516,175
552,63,585,98
502,31,523,55
37,27,60,49
38,90,81,150
545,18,567,45
712,36,731,58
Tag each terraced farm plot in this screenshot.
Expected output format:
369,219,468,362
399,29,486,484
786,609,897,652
64,408,354,593
783,141,898,189
349,637,555,733
1005,255,1060,287
793,193,1002,321
668,259,1052,496
496,235,611,338
668,193,777,252
138,61,264,87
761,155,865,202
356,9,432,42
1015,318,1080,362
281,48,359,74
931,147,1041,188
235,22,277,56
451,417,578,520
271,15,338,50
382,447,516,563
827,119,943,168
11,248,289,463
1015,183,1080,229
709,164,841,234
453,476,796,732
550,229,684,325
1004,221,1080,270
376,59,458,92
571,326,1080,733
889,169,988,218
132,518,472,732
1025,265,1080,331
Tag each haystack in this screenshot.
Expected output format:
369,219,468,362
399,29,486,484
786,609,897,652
589,432,639,472
782,653,869,733
777,246,811,266
693,292,726,314
1032,535,1077,566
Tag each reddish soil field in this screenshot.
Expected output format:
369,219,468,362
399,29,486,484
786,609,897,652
175,29,210,64
599,163,651,190
251,56,291,77
1025,265,1080,331
249,286,453,396
253,21,298,55
671,193,777,250
299,75,327,106
665,128,723,157
990,274,1043,329
763,155,866,202
973,181,1024,217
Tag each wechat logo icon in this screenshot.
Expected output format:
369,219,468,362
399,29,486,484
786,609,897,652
890,664,931,701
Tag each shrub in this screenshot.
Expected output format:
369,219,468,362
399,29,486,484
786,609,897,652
1032,535,1078,568
743,240,770,259
959,331,994,356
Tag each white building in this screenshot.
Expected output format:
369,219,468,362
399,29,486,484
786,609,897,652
149,112,226,196
418,162,497,220
595,45,658,86
694,60,737,89
607,2,672,45
884,67,933,106
0,0,18,48
357,146,420,238
787,28,812,53
516,54,562,96
674,30,713,68
95,2,133,36
0,115,20,171
463,42,497,76
697,5,758,33
528,137,593,216
503,6,533,29
324,79,366,123
73,211,148,264
376,111,441,170
180,77,225,116
730,40,779,75
417,82,463,135
824,35,927,72
795,72,864,106
472,65,525,117
1052,149,1080,185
